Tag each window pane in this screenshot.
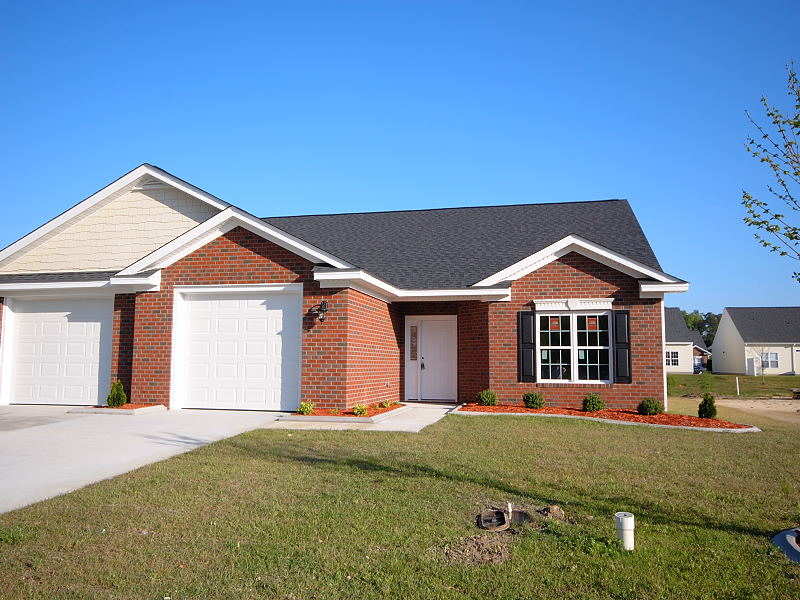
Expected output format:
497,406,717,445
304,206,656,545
578,349,609,381
540,314,570,347
577,314,608,348
541,348,571,380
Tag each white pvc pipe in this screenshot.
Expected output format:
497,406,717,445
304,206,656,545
615,512,635,551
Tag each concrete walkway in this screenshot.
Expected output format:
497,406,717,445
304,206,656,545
262,403,453,432
0,406,281,514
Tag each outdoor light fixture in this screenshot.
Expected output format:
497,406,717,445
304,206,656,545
316,300,329,322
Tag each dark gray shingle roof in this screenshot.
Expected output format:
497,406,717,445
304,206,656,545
0,270,117,284
726,307,800,343
265,199,663,289
664,307,692,343
689,330,709,352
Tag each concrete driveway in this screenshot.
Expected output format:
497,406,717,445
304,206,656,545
0,405,281,514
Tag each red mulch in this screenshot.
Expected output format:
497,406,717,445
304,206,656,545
92,403,157,410
458,404,751,429
294,403,404,418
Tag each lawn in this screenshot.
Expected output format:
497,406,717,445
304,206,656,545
669,372,800,398
1,400,799,600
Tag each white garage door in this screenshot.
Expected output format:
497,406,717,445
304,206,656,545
179,291,302,411
7,298,113,405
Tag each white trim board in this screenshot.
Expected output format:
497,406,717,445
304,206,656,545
472,235,685,288
0,271,161,296
0,164,230,270
314,269,512,303
117,206,353,276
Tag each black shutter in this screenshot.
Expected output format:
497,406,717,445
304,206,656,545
518,311,536,382
613,310,632,384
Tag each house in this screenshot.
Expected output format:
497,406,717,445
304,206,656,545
712,307,800,375
664,307,711,373
0,165,688,412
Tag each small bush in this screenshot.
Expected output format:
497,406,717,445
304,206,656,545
637,397,663,416
582,393,605,412
523,392,545,409
330,408,339,415
298,401,313,415
476,389,498,406
698,393,717,419
106,380,127,408
352,404,368,417
379,400,392,409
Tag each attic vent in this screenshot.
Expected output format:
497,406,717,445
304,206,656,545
132,177,169,190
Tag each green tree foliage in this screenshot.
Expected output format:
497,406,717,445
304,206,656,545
680,309,721,346
742,62,800,283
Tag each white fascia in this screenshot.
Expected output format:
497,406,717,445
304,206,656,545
0,272,161,297
116,206,353,276
0,164,230,268
473,235,684,287
534,298,614,311
639,281,689,297
314,269,511,302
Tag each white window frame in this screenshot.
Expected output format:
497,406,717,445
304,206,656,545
760,352,779,369
535,310,613,384
665,350,679,366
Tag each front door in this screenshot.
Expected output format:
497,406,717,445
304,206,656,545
405,315,457,402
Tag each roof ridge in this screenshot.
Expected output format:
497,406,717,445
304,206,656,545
262,198,628,220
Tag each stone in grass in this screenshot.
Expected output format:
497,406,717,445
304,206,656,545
537,504,568,522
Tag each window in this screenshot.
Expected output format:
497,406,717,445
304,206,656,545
665,351,679,366
761,352,778,369
537,313,610,382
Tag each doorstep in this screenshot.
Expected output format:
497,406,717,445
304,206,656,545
67,405,168,416
278,404,412,424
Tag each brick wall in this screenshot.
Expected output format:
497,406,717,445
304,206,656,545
127,226,349,407
486,252,664,409
344,289,403,408
110,293,136,395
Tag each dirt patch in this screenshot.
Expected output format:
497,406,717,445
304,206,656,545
439,533,512,565
292,403,403,418
715,398,800,426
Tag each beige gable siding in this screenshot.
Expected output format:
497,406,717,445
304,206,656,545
0,187,220,273
665,342,694,374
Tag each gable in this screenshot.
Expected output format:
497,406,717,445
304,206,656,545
0,181,221,274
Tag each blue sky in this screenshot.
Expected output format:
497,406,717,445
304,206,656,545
1,1,798,313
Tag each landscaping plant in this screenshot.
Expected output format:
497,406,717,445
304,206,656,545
298,401,314,415
523,392,545,409
106,380,127,407
476,389,498,406
698,393,717,419
379,400,392,409
352,404,368,417
582,393,605,412
637,397,663,416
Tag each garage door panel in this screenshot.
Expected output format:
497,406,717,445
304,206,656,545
8,298,112,405
179,291,301,411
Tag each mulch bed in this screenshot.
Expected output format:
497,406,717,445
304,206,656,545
91,403,157,410
458,404,751,429
293,403,404,418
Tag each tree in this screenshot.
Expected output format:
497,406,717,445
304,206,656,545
742,62,800,283
680,309,721,347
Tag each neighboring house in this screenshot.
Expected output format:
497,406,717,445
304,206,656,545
0,165,688,412
712,307,800,375
664,307,711,373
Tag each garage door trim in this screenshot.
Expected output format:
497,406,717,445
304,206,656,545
170,283,304,411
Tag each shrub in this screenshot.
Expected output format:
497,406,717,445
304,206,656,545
352,404,368,417
106,380,127,408
298,401,313,415
330,408,339,415
698,393,717,419
523,392,545,409
637,397,663,416
476,389,498,406
379,400,392,409
582,393,605,412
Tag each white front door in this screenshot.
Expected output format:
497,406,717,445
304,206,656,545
4,298,113,405
175,289,302,411
405,315,457,402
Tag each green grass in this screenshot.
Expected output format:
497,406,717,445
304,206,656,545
668,372,800,398
1,404,799,599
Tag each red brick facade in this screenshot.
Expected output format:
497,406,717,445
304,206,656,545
103,234,663,411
